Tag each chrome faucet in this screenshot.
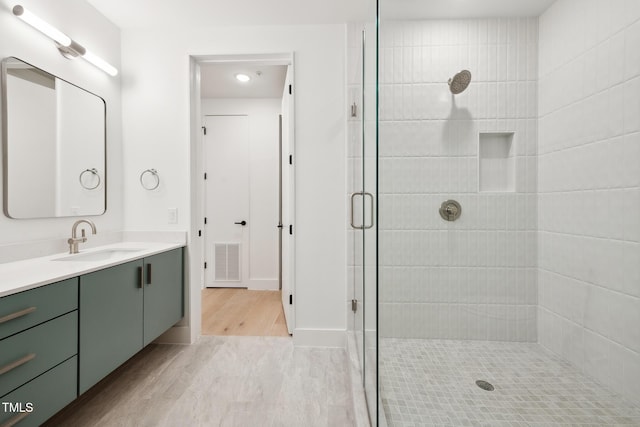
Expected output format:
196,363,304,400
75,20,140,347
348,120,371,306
68,219,97,254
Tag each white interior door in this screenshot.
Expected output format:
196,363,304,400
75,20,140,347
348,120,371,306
281,65,294,334
204,115,250,288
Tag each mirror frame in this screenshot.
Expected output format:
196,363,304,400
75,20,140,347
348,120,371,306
1,57,107,219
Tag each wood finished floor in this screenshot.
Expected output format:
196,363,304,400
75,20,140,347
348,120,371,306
201,288,289,337
45,337,356,427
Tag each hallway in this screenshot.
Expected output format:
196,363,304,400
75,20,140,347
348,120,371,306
202,288,289,337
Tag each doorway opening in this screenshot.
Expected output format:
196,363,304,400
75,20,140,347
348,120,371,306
191,54,295,338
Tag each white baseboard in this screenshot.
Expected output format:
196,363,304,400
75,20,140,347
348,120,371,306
248,279,279,291
293,328,346,348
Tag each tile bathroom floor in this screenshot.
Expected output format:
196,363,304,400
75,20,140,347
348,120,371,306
46,336,355,427
379,339,640,427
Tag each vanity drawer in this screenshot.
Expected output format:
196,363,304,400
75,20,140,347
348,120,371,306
0,311,77,398
0,278,78,340
0,356,77,427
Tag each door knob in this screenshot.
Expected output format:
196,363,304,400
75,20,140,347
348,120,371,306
234,221,247,226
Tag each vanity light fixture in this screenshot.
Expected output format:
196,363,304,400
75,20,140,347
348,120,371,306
235,73,251,82
12,5,118,77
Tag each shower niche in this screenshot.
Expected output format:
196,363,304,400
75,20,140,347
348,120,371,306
478,132,515,192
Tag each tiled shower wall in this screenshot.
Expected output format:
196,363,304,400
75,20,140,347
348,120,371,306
378,18,538,341
538,0,640,405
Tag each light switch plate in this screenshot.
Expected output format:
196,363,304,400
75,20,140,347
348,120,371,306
168,208,178,224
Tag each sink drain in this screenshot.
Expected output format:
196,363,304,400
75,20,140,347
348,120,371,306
476,380,495,391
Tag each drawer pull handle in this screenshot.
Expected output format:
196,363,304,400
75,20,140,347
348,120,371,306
146,263,152,286
0,412,30,427
0,307,36,325
0,353,36,376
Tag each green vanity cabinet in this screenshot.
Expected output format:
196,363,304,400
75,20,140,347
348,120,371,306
0,278,78,427
0,356,77,427
143,249,184,346
79,259,144,394
79,247,183,394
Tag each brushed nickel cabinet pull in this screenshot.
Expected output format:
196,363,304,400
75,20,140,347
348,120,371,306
0,353,36,376
0,411,30,427
0,307,36,325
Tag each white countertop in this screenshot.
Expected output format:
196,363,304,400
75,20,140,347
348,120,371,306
0,241,185,298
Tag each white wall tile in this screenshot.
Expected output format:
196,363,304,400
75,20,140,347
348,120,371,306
539,2,640,403
377,17,538,343
623,76,640,134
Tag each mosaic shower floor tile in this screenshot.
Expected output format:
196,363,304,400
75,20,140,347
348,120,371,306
379,339,640,427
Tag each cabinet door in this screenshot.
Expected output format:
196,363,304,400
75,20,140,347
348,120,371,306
143,248,183,346
79,260,143,394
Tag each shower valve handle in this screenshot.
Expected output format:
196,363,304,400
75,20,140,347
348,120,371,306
234,220,247,226
439,200,462,222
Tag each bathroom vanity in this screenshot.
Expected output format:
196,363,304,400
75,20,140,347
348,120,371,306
0,243,184,427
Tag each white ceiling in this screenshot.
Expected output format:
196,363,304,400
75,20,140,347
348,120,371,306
86,0,371,28
200,64,287,99
382,0,557,20
87,0,557,29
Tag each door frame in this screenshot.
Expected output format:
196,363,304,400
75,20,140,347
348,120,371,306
189,53,296,339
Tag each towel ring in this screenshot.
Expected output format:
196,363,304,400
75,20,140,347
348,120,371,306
140,169,160,190
79,168,101,190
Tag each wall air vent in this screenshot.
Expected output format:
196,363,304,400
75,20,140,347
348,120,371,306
214,243,240,281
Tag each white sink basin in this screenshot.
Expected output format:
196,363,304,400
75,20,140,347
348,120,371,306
53,248,144,262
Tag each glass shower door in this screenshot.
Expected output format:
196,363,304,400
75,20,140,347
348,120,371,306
348,20,378,426
362,24,378,426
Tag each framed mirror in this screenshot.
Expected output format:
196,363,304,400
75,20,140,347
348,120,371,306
1,57,106,219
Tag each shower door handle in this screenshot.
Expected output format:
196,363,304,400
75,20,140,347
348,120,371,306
350,192,374,230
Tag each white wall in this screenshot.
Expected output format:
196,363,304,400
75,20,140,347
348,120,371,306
378,18,539,342
0,0,122,253
120,25,347,345
202,98,280,289
538,0,640,406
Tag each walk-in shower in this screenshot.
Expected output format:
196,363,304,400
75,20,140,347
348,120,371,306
349,0,640,426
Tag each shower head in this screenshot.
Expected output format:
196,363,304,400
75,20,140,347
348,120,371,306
448,70,472,94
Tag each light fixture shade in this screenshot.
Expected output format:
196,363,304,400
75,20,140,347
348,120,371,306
13,5,72,47
83,50,118,77
235,73,251,82
12,4,118,77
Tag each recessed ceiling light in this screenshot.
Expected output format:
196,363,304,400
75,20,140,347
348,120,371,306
235,73,251,82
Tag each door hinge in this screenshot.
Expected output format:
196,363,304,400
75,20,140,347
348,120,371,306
289,154,292,165
289,294,293,305
198,230,202,237
202,126,207,135
351,299,358,312
204,262,207,269
288,84,292,95
204,172,207,180
204,217,207,225
289,224,293,235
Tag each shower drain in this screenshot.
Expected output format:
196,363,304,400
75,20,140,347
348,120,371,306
475,380,495,391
